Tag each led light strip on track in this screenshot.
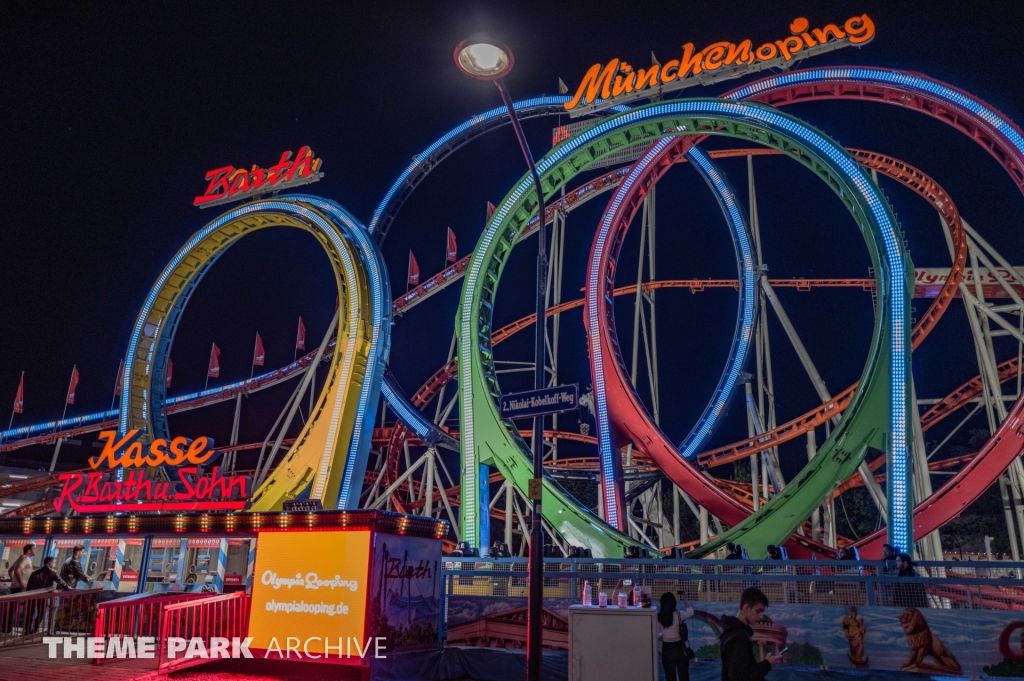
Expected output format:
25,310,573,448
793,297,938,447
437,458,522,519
727,67,1024,191
693,147,967,472
120,197,389,511
585,143,757,531
368,96,628,243
586,64,1024,557
458,98,911,557
376,143,973,556
591,144,971,559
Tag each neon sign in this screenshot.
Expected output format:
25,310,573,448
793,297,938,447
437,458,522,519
193,147,324,208
53,430,249,514
564,14,875,115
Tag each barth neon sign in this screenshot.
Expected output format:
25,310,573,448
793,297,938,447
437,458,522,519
564,14,875,114
53,429,249,513
194,146,323,208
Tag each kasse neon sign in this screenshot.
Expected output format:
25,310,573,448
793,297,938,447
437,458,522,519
194,146,323,208
53,430,250,514
564,14,875,115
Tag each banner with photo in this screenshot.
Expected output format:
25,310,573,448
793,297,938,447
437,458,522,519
444,595,1024,677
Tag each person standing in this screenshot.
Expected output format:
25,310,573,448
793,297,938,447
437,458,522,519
7,543,35,594
60,545,88,588
3,543,34,634
25,557,70,634
720,587,784,681
658,591,694,681
881,544,899,574
893,552,928,608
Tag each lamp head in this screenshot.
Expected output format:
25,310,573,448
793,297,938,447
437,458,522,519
454,38,514,80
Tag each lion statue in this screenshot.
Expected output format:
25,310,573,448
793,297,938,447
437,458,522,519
898,607,961,673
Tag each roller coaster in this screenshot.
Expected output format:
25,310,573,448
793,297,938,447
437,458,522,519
3,64,1024,564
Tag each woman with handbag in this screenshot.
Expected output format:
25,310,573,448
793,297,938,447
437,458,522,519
658,591,695,681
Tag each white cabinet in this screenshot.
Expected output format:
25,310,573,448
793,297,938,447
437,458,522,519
568,605,658,681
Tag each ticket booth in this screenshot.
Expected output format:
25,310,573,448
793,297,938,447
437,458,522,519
51,537,145,591
146,538,186,592
145,536,255,593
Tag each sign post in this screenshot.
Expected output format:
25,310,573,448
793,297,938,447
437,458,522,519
499,384,580,420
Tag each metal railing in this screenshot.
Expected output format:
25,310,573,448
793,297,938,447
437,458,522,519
438,558,1024,639
0,587,102,649
158,591,250,674
93,590,212,665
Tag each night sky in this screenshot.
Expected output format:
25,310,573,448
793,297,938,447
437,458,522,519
3,0,1023,502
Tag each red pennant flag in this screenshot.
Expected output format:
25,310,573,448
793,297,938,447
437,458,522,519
166,360,173,389
113,359,124,397
446,227,457,263
253,332,266,367
66,366,80,405
486,202,496,220
296,317,306,351
12,372,24,415
407,251,420,287
207,343,221,379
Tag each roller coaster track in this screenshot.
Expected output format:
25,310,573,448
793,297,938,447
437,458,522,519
692,147,967,470
367,96,628,243
585,65,1024,558
115,197,391,512
586,127,909,558
716,67,1024,555
5,69,1024,559
381,140,975,549
458,99,912,557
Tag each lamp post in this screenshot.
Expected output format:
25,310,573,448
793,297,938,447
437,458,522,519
455,37,546,681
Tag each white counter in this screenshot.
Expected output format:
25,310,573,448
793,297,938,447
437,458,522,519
568,604,658,681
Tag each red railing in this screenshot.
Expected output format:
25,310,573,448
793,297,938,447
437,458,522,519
0,587,102,649
158,592,250,673
93,591,210,665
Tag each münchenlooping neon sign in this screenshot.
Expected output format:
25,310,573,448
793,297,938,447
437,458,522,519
564,14,875,115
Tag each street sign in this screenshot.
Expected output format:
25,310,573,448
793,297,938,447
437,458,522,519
499,384,579,420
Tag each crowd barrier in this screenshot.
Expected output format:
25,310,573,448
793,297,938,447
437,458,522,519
158,591,250,673
93,591,213,664
0,586,102,649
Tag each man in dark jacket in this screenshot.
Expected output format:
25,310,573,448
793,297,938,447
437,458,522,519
25,557,71,633
27,557,71,591
720,587,784,681
892,553,928,608
60,545,89,588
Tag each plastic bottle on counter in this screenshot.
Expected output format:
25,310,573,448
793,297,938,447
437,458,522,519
633,584,641,608
583,580,592,606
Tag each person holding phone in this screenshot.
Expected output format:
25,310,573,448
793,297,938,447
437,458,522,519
721,587,784,681
658,591,694,681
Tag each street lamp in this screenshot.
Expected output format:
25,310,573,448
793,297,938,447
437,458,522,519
455,36,547,681
454,40,514,80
